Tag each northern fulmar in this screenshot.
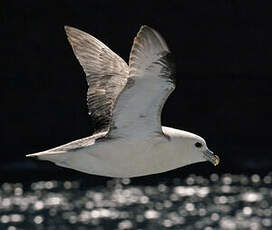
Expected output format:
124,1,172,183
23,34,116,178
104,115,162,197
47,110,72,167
26,25,220,178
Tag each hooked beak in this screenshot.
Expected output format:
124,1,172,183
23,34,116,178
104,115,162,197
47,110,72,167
203,149,220,166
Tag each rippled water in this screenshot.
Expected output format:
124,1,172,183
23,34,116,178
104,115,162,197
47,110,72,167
0,173,272,230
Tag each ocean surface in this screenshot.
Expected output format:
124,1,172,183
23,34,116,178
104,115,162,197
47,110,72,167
0,173,272,230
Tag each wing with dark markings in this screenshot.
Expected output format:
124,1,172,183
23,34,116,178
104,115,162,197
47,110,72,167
65,26,129,133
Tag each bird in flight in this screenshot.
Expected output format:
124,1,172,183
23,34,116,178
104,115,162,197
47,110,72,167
27,25,220,178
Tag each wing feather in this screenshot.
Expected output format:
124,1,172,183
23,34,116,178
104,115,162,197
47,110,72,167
109,26,175,138
65,26,129,133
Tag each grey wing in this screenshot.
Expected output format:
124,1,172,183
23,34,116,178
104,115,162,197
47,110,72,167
65,26,129,133
109,25,176,138
26,131,107,158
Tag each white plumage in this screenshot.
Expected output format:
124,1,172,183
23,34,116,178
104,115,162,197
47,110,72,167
26,25,219,178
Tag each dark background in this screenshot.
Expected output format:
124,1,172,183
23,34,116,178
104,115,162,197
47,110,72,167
1,0,272,182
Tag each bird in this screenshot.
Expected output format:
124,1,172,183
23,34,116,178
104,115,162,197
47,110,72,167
26,25,220,178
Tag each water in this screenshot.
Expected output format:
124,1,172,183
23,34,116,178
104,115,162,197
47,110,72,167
0,173,272,230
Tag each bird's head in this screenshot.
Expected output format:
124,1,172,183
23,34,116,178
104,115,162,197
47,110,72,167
163,127,220,166
186,134,220,166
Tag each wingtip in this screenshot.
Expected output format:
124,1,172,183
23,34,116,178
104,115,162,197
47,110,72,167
64,25,73,34
26,153,39,159
64,26,76,47
139,25,154,34
64,25,80,36
131,25,170,62
140,25,149,29
25,151,47,158
140,25,159,33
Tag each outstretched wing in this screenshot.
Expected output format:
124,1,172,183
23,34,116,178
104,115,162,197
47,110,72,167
109,26,176,138
65,26,129,133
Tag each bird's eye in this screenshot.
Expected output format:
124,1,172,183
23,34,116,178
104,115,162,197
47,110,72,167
195,142,202,148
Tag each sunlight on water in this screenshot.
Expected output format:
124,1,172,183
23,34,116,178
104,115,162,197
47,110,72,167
0,173,271,229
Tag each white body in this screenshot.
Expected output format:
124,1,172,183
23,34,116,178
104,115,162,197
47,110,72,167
42,127,206,178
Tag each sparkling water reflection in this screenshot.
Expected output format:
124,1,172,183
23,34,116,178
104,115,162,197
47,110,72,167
0,173,271,229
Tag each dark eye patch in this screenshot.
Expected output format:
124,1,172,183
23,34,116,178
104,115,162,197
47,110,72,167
195,142,202,148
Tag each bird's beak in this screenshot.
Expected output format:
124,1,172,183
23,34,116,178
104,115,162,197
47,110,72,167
203,149,220,166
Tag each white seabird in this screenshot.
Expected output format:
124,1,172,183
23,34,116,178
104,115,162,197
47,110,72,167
26,25,220,178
